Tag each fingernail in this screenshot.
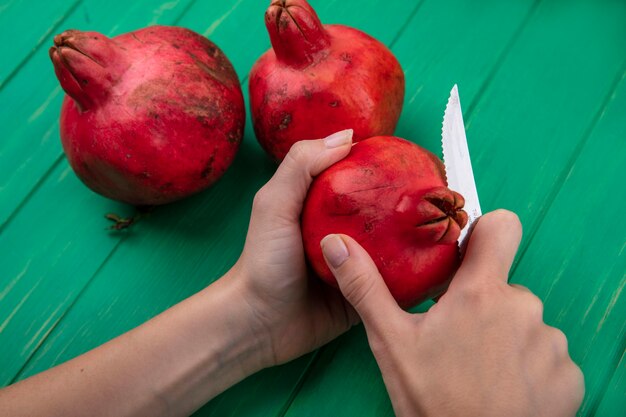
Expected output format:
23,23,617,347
324,129,353,148
321,234,349,268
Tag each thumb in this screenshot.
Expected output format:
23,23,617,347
321,234,405,329
254,130,354,222
449,209,523,290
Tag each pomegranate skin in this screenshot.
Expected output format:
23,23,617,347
249,0,405,161
50,26,245,205
302,137,468,308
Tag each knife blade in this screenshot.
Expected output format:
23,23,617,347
441,84,482,248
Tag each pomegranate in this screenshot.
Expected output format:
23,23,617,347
249,0,405,161
50,26,245,205
302,136,468,308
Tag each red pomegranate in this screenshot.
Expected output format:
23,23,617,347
50,26,245,206
249,0,405,161
302,136,468,308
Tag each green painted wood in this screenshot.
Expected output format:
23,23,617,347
283,0,626,416
0,0,80,87
0,0,198,228
0,2,421,416
0,1,624,417
394,0,540,151
288,328,393,417
0,0,21,15
0,166,131,385
510,71,626,416
596,352,626,417
0,0,218,385
0,0,424,231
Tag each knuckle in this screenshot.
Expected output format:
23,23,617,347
285,140,310,165
340,270,376,310
457,281,494,308
368,333,391,357
527,295,544,319
548,327,569,353
516,289,544,319
252,186,272,211
564,361,585,400
367,321,408,358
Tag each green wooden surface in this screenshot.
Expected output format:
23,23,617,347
1,0,624,416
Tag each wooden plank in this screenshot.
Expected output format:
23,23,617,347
0,0,22,16
595,352,626,417
0,3,420,417
511,71,626,416
0,0,198,228
394,0,540,151
283,0,626,416
0,167,131,384
0,0,214,385
291,328,394,417
467,1,626,232
0,0,80,88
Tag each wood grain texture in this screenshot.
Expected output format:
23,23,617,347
511,71,626,416
0,0,198,228
0,0,624,416
0,0,214,385
0,0,80,88
595,352,626,417
284,0,626,415
0,1,421,416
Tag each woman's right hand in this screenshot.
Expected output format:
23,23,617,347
320,210,584,417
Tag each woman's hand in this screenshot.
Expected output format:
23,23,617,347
234,129,360,366
320,210,584,417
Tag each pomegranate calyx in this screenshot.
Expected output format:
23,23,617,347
265,0,330,68
414,188,468,244
53,32,104,66
50,30,130,111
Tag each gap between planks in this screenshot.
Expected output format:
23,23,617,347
590,347,626,416
509,62,626,278
0,0,201,234
463,0,542,117
0,0,83,92
0,154,64,235
8,236,128,385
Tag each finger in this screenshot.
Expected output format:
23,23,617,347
451,209,523,287
321,234,406,330
254,130,353,221
510,283,532,293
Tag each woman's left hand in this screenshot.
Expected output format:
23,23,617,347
0,129,358,417
233,129,359,366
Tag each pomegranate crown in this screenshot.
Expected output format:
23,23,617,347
265,0,331,68
49,30,129,111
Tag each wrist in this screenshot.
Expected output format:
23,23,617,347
128,267,277,412
210,263,277,369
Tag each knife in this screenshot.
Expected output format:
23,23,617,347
441,84,482,250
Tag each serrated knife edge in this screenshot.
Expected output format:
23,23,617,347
441,84,482,246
